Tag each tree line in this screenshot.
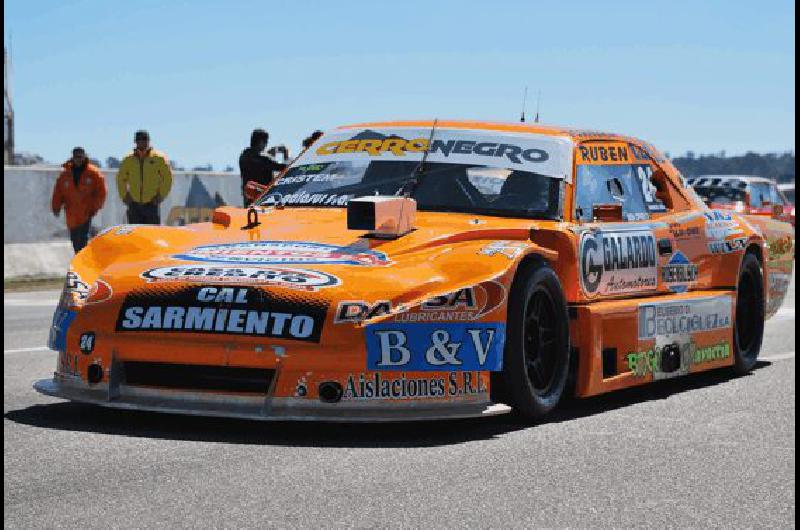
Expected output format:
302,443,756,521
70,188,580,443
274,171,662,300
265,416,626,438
668,151,795,183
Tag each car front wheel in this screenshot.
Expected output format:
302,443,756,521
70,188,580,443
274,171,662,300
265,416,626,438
500,260,571,419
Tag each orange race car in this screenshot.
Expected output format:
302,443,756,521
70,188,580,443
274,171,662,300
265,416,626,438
35,120,795,421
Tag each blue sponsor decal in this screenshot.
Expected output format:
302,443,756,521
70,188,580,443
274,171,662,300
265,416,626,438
365,322,505,372
661,251,698,293
48,307,77,352
173,241,390,267
704,210,733,222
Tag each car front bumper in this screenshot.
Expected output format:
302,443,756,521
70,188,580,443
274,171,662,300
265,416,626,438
33,374,511,422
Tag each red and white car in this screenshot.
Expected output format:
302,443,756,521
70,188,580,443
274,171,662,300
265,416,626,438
688,175,795,226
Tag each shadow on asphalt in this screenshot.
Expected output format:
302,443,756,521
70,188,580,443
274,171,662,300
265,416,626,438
5,362,770,448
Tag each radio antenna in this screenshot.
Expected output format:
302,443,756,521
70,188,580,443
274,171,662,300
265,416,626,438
399,118,438,197
534,90,541,123
520,86,528,122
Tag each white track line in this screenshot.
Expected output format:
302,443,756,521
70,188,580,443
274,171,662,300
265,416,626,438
761,351,796,362
3,299,59,307
4,346,51,355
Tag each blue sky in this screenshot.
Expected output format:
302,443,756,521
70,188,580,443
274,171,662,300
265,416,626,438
4,0,795,169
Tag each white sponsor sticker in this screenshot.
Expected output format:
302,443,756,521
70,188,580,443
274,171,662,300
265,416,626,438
173,241,390,266
295,128,574,179
479,241,527,259
704,210,747,254
638,295,732,340
579,229,658,297
141,265,340,291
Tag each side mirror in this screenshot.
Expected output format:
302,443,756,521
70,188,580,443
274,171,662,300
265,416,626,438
592,203,624,222
244,180,269,203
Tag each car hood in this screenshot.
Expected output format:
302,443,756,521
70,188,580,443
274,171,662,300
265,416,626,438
76,207,551,309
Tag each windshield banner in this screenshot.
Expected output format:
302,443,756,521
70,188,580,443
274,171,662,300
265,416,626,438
296,128,574,179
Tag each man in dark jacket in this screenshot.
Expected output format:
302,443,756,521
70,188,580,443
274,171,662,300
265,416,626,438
239,129,287,206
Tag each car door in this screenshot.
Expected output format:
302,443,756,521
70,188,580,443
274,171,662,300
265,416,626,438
626,149,709,296
573,141,665,301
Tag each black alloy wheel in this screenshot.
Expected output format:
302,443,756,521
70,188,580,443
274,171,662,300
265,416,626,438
497,260,571,419
733,252,765,374
524,286,561,395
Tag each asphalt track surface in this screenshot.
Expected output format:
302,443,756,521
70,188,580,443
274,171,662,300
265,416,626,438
5,274,796,528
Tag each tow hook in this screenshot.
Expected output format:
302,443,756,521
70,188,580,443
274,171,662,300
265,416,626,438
240,207,261,230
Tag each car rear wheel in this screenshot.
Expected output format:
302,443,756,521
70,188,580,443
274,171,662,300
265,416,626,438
500,260,570,419
733,252,765,374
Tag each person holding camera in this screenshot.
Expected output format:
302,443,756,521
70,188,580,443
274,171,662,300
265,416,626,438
239,128,287,206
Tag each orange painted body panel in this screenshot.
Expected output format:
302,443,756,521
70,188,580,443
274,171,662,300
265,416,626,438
38,120,795,420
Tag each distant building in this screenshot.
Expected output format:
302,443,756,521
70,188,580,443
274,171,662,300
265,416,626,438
12,152,46,165
4,46,13,164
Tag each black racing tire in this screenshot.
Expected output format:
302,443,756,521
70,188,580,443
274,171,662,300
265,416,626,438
733,252,765,374
499,260,571,419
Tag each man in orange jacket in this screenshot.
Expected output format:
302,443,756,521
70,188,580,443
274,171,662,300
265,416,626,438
51,147,107,253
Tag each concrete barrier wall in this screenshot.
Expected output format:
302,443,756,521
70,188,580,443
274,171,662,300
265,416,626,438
3,165,244,244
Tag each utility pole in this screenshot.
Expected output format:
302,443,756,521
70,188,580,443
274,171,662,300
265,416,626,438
4,43,14,165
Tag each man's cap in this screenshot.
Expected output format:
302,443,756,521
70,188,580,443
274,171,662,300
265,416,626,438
134,130,150,141
72,146,86,155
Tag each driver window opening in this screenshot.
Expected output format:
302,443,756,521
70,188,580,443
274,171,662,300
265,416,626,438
574,164,650,222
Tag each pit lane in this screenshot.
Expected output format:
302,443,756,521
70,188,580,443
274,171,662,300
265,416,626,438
4,274,795,528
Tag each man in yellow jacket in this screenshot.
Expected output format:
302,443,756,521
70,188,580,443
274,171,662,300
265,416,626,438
117,130,173,224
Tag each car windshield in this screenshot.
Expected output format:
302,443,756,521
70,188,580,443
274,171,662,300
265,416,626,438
257,127,574,220
692,186,747,206
258,161,563,220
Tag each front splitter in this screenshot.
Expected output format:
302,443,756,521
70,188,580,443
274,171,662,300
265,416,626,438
33,376,511,423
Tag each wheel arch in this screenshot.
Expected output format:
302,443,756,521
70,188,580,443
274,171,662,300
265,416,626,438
512,251,549,280
743,241,769,311
733,248,767,373
505,250,578,402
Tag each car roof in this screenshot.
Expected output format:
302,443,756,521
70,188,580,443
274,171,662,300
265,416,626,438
336,119,647,144
690,174,774,185
778,183,795,190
